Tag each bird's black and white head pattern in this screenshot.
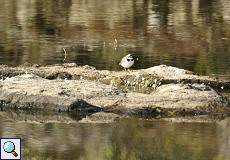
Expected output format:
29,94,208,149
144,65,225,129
119,54,134,69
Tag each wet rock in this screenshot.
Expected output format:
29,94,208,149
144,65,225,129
0,64,229,123
0,110,79,124
79,112,119,123
161,115,226,123
70,100,104,113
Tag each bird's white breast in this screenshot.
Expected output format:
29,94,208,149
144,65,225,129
121,59,134,68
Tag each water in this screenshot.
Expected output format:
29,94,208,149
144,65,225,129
0,0,230,159
0,117,230,160
0,0,230,80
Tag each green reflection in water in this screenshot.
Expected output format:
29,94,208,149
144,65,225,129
0,0,230,80
0,116,229,160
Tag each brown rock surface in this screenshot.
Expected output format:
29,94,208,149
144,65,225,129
0,64,229,123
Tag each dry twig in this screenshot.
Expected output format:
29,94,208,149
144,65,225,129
63,48,67,62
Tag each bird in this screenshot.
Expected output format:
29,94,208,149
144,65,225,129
119,54,134,71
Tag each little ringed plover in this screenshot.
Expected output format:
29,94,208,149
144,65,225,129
119,54,134,71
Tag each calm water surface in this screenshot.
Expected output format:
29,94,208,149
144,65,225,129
0,0,230,159
1,116,230,160
0,0,230,80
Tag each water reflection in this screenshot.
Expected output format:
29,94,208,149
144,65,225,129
0,117,230,159
1,1,230,159
0,0,230,80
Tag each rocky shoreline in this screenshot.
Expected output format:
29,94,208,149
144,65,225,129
0,63,229,123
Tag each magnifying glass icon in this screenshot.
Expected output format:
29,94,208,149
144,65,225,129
3,141,18,157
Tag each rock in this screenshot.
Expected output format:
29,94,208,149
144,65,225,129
62,63,77,68
0,74,123,111
0,64,229,123
150,83,228,109
0,74,228,112
143,65,230,89
79,112,119,123
0,110,79,124
0,64,229,89
143,65,195,79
